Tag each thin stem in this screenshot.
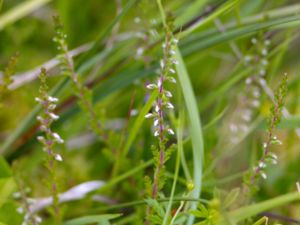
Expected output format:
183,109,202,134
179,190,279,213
162,110,183,225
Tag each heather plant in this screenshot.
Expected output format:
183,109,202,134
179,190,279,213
144,16,178,225
244,74,288,195
52,16,105,139
35,68,63,224
1,0,300,225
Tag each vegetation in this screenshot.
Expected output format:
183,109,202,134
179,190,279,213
0,0,300,224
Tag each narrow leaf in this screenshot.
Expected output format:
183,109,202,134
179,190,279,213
228,192,300,223
0,0,52,31
174,45,204,225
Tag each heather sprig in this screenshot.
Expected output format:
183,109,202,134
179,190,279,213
144,11,178,225
245,74,287,192
52,16,105,140
35,68,63,224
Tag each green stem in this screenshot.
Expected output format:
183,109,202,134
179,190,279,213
162,110,184,225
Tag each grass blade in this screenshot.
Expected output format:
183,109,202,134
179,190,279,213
181,15,300,56
179,0,239,38
175,0,209,28
0,0,52,31
174,46,204,225
227,192,300,223
122,91,158,157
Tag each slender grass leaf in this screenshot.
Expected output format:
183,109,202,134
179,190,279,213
0,0,52,31
179,0,239,38
227,192,300,223
203,107,227,130
122,91,158,157
174,46,204,225
181,15,300,56
175,0,209,28
97,160,153,193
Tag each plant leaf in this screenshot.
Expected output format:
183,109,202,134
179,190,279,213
227,192,300,223
0,0,52,31
174,45,204,225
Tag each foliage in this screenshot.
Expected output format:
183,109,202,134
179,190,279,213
0,0,300,225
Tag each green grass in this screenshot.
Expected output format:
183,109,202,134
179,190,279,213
0,0,300,224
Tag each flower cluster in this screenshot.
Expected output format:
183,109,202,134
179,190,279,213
145,35,178,141
144,23,178,225
35,68,64,160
